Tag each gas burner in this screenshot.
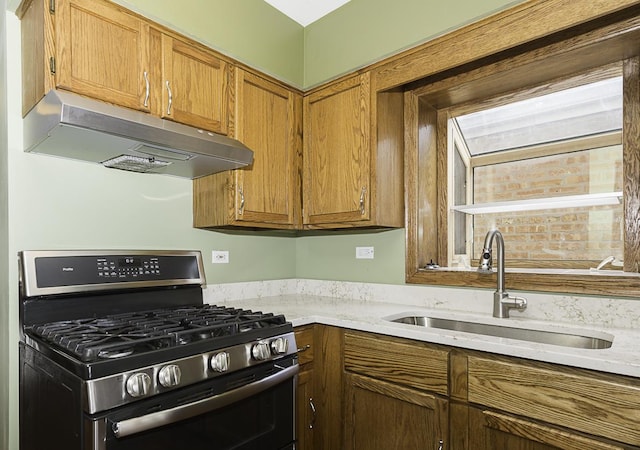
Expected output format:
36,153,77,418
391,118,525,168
27,305,288,363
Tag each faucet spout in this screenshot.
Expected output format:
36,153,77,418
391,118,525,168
478,229,527,318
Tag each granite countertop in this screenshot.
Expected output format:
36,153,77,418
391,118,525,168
216,294,640,378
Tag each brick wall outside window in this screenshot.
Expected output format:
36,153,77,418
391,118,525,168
471,145,623,262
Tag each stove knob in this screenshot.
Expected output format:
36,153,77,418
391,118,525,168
251,341,271,361
158,364,182,388
126,372,152,398
210,352,230,373
270,337,289,355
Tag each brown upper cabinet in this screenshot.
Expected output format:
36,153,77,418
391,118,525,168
194,69,404,231
18,0,231,136
303,74,372,227
158,34,230,134
19,0,405,232
302,72,404,229
20,0,150,115
193,68,302,229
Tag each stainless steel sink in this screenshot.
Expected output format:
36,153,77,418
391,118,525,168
389,316,613,349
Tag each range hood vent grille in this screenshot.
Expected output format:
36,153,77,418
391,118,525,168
102,155,172,173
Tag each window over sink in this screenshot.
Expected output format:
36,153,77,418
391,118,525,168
449,75,623,270
404,15,640,297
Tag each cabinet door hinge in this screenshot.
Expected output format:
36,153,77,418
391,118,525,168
49,0,55,13
49,56,56,74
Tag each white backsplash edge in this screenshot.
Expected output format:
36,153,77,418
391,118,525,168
202,279,640,329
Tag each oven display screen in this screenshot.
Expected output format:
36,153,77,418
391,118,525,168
34,254,201,287
118,257,142,268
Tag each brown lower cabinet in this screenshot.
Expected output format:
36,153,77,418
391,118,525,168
344,372,448,450
344,330,449,450
295,326,640,450
294,325,316,450
296,369,315,449
468,407,627,450
294,325,343,450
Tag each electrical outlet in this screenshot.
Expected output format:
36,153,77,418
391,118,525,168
212,250,229,264
355,246,374,259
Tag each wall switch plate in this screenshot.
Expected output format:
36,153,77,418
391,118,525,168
212,250,229,264
356,246,374,259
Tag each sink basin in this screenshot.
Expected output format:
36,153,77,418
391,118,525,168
389,316,613,349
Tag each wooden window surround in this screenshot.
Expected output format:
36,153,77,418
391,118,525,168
404,9,640,297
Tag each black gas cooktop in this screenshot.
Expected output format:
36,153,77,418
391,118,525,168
27,305,288,363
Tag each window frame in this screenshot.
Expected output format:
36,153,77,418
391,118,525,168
448,118,473,267
450,115,624,271
404,14,640,297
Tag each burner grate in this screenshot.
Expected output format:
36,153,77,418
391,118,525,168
27,305,287,362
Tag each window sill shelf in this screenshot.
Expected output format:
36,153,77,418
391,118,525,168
452,192,622,215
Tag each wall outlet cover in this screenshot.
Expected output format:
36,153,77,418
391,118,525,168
356,246,374,259
212,250,230,264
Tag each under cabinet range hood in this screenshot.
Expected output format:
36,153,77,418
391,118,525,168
23,90,253,179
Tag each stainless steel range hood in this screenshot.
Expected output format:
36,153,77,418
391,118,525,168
23,90,253,179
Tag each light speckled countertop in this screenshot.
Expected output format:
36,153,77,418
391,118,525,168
214,294,640,378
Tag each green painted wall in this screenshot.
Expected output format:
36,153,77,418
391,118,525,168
115,0,306,88
296,0,526,282
304,0,523,87
295,229,406,284
114,0,525,89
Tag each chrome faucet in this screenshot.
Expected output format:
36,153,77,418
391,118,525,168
478,229,527,318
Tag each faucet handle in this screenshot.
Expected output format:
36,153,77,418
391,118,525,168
508,295,527,311
496,294,528,318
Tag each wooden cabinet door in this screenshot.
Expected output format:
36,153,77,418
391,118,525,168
303,73,371,226
55,0,150,111
160,34,230,134
468,408,626,450
344,373,448,450
297,369,316,450
233,70,302,226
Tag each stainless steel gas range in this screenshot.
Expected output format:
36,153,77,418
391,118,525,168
18,250,298,450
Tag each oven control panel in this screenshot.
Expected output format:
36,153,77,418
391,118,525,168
96,256,162,280
20,250,206,296
36,254,197,284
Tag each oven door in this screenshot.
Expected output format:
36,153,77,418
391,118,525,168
88,359,297,450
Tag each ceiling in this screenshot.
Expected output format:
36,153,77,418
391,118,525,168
263,0,351,26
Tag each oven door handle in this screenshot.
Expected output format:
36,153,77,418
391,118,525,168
112,363,298,438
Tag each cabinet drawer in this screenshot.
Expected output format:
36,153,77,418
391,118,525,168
344,331,449,395
468,356,640,446
294,326,315,366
